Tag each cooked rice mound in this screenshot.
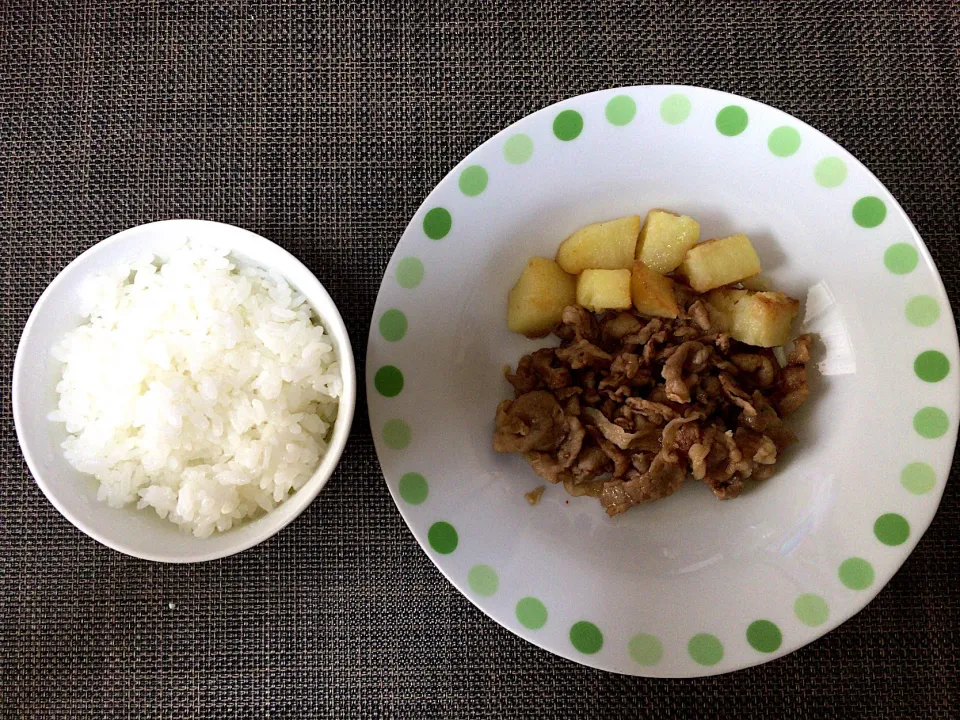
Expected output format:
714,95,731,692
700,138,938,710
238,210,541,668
49,243,342,537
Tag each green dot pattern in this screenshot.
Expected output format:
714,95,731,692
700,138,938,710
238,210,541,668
605,95,636,126
914,350,950,383
838,558,875,590
379,309,407,342
814,156,847,187
374,365,404,397
767,126,801,157
884,243,918,274
901,462,936,495
458,165,488,197
660,93,691,124
516,597,547,630
874,513,910,546
396,257,424,288
852,196,887,228
553,109,583,141
794,594,830,627
467,564,499,597
914,407,949,439
628,634,663,666
715,105,748,136
398,472,428,504
503,133,534,164
688,634,724,666
906,295,940,327
427,521,458,554
383,419,411,450
746,620,783,653
569,621,603,654
423,207,452,240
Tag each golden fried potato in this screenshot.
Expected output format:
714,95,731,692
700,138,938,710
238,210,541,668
630,261,679,318
707,287,799,347
678,234,762,292
739,275,770,291
555,216,641,274
635,209,700,274
576,268,632,312
507,258,577,337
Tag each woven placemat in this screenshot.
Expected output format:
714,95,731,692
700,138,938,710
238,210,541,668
1,2,957,717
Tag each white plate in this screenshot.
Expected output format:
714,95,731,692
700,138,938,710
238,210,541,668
366,86,958,676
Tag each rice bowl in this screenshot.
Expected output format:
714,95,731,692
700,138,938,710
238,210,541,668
13,219,356,562
49,243,342,537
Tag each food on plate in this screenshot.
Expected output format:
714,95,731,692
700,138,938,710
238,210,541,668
525,486,545,505
677,233,761,292
495,210,813,516
630,260,679,318
707,288,800,347
739,275,770,291
507,257,578,337
576,268,632,311
635,209,700,274
555,215,641,274
48,244,342,537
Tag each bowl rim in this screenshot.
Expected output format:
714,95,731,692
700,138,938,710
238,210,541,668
12,218,356,563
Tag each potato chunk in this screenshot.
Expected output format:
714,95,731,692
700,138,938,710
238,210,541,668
630,261,679,318
705,287,748,318
635,209,700,274
576,269,632,312
556,216,641,274
739,275,770,291
678,234,761,292
507,258,577,337
707,287,799,347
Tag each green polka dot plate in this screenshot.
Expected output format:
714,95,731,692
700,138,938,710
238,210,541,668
366,86,958,677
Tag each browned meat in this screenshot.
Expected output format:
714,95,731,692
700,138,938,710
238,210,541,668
601,312,645,343
731,352,777,388
524,451,572,484
594,433,630,478
525,486,546,505
554,386,582,416
625,397,679,424
704,472,745,500
556,416,585,468
571,445,610,480
556,339,612,369
719,372,757,416
563,478,607,497
493,391,566,453
505,348,571,394
608,352,642,382
558,305,599,342
582,407,655,450
495,297,816,516
688,299,713,331
776,364,809,416
662,341,708,403
789,333,813,365
504,360,539,395
600,456,687,515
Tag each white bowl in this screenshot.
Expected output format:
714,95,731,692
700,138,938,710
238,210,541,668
12,219,356,562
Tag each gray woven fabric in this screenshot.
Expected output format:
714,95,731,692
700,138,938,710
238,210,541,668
1,1,958,717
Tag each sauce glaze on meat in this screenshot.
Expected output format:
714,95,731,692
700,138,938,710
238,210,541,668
493,301,812,516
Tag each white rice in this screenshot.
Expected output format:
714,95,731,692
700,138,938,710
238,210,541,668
48,243,342,537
